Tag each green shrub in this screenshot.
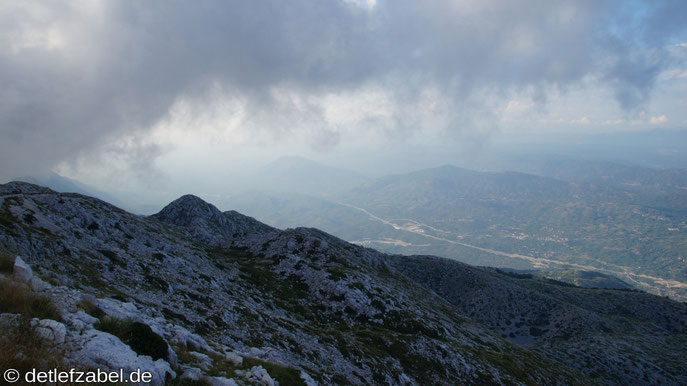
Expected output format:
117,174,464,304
95,317,169,361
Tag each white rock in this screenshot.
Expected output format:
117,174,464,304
31,318,66,345
70,329,174,386
180,367,202,381
13,256,33,282
225,352,243,366
29,276,50,292
168,325,212,352
65,311,98,331
300,370,317,386
247,347,266,358
96,298,141,321
74,310,99,325
167,346,179,369
188,351,213,371
205,376,239,386
242,366,276,386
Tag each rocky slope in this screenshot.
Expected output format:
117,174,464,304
0,181,685,385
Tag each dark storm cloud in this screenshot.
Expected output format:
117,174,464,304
1,0,685,179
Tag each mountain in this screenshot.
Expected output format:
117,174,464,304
1,181,686,384
14,172,125,208
503,157,687,211
534,269,635,290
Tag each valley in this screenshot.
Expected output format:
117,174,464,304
226,159,687,301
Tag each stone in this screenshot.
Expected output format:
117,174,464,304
241,366,275,386
224,352,243,366
29,276,50,292
300,371,317,386
31,318,67,345
188,351,213,371
180,367,202,381
13,256,33,282
168,325,212,352
65,310,99,331
205,376,239,386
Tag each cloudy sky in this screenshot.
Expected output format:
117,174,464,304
1,0,686,199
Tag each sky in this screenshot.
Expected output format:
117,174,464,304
1,0,687,202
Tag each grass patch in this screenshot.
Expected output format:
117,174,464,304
77,298,106,319
0,278,61,320
0,317,64,385
243,357,306,386
0,249,14,273
95,317,169,361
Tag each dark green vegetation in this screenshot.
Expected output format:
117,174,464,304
534,269,635,290
94,317,169,361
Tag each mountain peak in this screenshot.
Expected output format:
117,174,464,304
152,194,224,228
0,181,56,195
150,194,275,245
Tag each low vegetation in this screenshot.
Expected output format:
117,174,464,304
0,249,14,273
0,317,64,385
0,277,61,320
94,317,169,361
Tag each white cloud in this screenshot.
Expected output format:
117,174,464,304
650,115,668,124
659,69,687,80
571,116,591,125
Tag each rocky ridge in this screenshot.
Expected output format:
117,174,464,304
0,181,685,385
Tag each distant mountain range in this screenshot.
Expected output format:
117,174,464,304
1,181,686,384
227,160,687,301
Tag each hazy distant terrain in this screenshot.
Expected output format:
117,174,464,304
227,157,687,300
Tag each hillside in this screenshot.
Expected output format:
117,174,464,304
0,182,686,384
534,270,635,290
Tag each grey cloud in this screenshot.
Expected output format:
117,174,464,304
1,0,685,180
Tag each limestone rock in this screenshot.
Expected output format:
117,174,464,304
13,256,33,282
205,376,239,386
238,366,276,386
180,367,202,381
31,318,66,345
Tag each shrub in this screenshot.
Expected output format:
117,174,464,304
0,252,14,273
95,317,169,361
0,278,61,320
77,298,106,320
0,317,63,382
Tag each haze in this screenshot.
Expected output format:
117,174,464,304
2,0,687,211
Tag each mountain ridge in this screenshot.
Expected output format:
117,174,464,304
1,181,686,384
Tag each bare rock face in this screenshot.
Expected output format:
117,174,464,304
149,194,274,246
